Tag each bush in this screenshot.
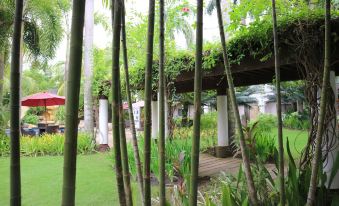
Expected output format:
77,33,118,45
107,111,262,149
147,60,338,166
283,111,310,130
22,114,39,125
55,106,65,124
0,133,94,157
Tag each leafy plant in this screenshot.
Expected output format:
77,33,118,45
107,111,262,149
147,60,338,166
22,113,39,125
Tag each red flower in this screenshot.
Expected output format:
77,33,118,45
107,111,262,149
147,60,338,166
182,7,190,13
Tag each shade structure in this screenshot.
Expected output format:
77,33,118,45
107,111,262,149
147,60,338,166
21,92,65,107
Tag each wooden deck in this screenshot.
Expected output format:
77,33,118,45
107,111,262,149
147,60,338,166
198,153,277,177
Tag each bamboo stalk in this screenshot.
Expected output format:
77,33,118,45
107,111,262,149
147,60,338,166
271,0,285,204
10,0,24,205
306,0,331,205
215,0,258,205
121,0,145,204
158,0,166,205
143,0,156,205
61,0,86,205
189,0,203,205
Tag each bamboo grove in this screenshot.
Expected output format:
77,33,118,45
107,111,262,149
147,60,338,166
6,0,336,205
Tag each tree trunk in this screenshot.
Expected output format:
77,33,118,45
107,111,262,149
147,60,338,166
64,11,71,96
189,0,203,205
61,1,86,205
215,0,259,205
111,0,126,205
158,0,166,204
121,1,145,204
0,51,5,106
10,0,24,205
84,0,95,139
306,0,331,205
271,0,285,204
118,77,133,206
143,0,156,204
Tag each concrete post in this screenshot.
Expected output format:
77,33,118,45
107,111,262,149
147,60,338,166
151,94,158,139
98,98,109,150
217,91,229,146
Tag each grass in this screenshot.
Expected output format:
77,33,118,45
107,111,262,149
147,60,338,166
0,153,144,206
273,127,308,158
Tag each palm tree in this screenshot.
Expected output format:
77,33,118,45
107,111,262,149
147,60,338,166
189,0,203,205
84,0,95,139
306,0,331,205
143,0,156,204
111,0,126,205
61,0,86,205
271,0,285,204
121,0,145,204
158,0,166,205
10,1,24,205
215,0,258,205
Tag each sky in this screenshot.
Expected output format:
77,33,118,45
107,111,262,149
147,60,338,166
52,0,220,65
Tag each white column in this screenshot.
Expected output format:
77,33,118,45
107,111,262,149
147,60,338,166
324,71,339,189
151,100,159,139
99,99,108,145
217,95,229,146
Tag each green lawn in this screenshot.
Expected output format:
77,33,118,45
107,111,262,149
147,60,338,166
273,128,308,158
0,153,143,206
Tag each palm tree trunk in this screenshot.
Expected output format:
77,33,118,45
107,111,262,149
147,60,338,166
158,0,166,205
121,1,145,204
189,0,203,205
143,0,156,205
10,0,24,205
64,12,71,96
111,0,126,205
306,0,331,205
84,0,95,139
271,0,285,204
118,70,133,205
61,0,86,205
215,0,259,205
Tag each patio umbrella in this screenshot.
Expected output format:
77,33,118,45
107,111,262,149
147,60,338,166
21,92,65,123
21,92,65,107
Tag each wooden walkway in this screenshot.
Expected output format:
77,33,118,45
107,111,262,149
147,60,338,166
198,153,277,177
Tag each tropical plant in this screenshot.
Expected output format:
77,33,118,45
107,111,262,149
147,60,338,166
61,0,86,205
22,113,39,125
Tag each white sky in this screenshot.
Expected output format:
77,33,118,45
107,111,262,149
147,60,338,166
52,0,219,65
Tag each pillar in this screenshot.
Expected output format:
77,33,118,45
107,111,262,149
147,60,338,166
151,93,158,139
217,90,229,146
158,92,169,139
323,71,339,189
98,98,109,151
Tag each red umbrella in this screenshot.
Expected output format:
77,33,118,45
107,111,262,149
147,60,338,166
21,92,65,107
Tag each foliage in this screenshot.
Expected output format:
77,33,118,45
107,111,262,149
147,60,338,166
283,111,310,130
22,114,39,125
0,133,94,157
55,106,65,124
0,105,10,135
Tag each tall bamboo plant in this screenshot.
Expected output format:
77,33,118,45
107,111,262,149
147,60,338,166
10,0,24,205
306,0,331,205
118,74,133,205
111,0,126,205
158,0,166,205
189,0,203,205
121,0,145,204
143,0,156,204
215,0,258,205
271,0,285,204
61,0,86,205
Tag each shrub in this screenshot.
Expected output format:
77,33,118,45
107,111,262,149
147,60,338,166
55,106,65,124
22,114,39,125
0,133,94,157
283,111,310,130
